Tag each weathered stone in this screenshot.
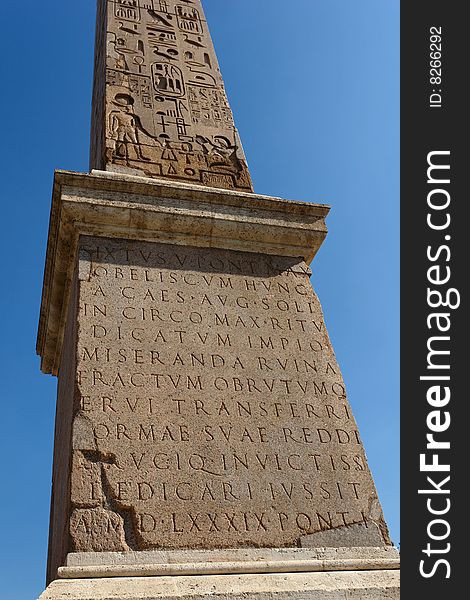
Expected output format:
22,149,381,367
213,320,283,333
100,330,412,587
90,0,253,191
301,522,385,548
70,507,129,553
63,235,390,553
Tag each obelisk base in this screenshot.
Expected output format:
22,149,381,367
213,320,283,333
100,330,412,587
38,548,399,600
38,172,399,598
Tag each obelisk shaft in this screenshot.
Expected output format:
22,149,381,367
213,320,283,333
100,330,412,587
90,0,253,191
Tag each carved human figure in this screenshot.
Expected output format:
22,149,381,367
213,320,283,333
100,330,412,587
108,93,150,163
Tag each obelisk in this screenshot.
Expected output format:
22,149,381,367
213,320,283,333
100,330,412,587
37,1,399,598
90,0,252,190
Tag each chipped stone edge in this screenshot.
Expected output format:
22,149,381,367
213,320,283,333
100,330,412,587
37,170,330,376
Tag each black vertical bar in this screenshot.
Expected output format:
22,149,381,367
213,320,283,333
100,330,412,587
401,2,466,598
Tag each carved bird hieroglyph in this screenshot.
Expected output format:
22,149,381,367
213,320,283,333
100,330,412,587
183,34,206,48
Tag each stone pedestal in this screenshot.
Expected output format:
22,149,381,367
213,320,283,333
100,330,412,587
39,548,399,599
41,572,400,600
37,170,398,598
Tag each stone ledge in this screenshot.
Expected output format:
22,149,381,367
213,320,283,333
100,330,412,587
65,546,399,568
39,569,400,600
59,559,400,580
60,548,399,580
37,170,330,376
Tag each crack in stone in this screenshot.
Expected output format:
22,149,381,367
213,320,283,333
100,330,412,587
70,413,144,551
81,449,118,466
97,460,138,551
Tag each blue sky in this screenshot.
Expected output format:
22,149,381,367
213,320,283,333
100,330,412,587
0,1,399,597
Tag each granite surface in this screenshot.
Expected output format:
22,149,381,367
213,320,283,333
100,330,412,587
65,236,390,552
90,0,253,190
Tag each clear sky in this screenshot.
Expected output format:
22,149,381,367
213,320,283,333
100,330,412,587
0,1,399,598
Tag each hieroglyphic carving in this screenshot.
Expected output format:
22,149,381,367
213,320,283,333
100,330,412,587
175,4,203,34
69,237,390,551
91,0,253,190
114,0,141,22
188,86,232,127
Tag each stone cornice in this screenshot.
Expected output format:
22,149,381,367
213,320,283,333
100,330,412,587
37,169,330,375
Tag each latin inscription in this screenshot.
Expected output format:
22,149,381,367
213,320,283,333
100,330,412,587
70,237,387,550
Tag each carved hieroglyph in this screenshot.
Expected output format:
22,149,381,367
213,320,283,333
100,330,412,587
90,0,253,191
68,237,390,552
